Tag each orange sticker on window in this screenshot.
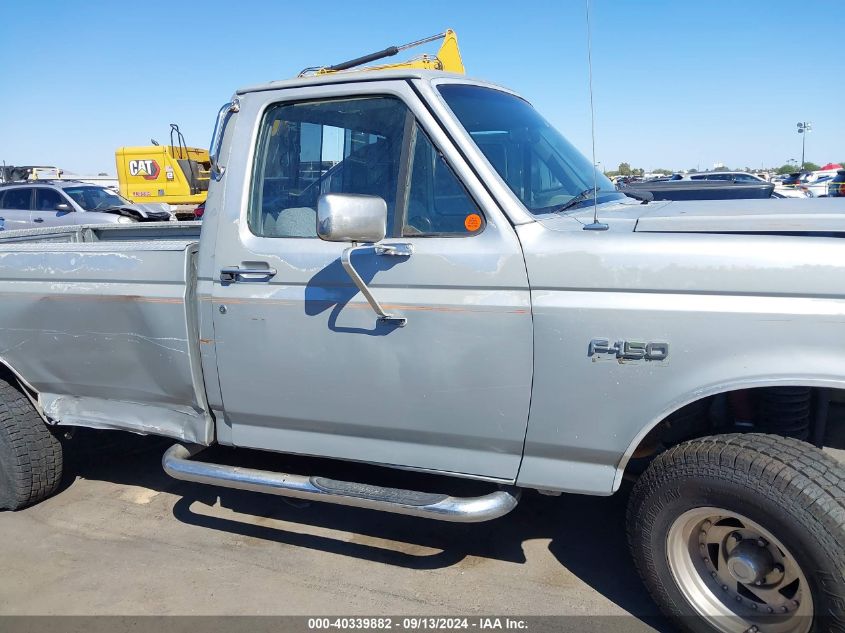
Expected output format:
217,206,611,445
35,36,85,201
464,213,482,232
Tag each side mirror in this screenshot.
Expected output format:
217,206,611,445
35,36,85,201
55,203,72,212
315,192,410,328
317,193,386,244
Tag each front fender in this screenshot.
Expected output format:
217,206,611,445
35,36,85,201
514,225,845,495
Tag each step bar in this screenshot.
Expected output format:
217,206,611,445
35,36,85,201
162,444,520,523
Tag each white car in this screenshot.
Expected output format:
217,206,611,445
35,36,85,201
774,185,811,198
804,176,835,197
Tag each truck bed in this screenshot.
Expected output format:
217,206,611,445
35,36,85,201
0,222,212,443
0,220,202,244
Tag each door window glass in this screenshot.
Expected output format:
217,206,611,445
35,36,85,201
35,189,66,211
249,96,407,238
0,188,32,210
404,127,483,236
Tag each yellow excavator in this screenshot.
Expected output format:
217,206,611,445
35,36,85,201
115,124,211,220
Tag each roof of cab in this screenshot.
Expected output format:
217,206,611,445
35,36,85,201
235,69,508,96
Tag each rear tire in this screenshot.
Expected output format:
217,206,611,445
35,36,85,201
0,376,63,510
627,434,845,633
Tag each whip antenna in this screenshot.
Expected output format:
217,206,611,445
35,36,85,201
583,0,608,231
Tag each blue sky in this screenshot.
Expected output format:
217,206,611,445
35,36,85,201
1,0,841,174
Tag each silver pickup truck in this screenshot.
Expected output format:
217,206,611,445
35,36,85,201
2,69,845,632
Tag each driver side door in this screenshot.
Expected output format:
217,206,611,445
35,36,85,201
211,83,533,480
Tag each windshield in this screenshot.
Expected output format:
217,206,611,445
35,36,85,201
62,186,131,211
437,84,622,215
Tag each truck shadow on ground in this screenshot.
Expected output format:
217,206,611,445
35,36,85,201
63,429,669,630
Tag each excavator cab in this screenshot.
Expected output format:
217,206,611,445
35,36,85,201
115,124,211,218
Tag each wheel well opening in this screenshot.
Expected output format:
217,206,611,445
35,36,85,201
625,386,845,478
0,360,39,403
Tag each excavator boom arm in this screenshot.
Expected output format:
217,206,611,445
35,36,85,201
306,30,465,76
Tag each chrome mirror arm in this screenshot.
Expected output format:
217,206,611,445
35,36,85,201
341,242,409,327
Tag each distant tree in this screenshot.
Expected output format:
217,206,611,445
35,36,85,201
652,168,672,175
803,161,820,171
687,168,698,173
605,170,620,177
776,164,796,175
618,162,632,176
632,167,645,176
713,165,730,172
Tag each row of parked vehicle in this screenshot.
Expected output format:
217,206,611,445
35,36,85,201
616,169,845,202
0,180,177,231
777,169,845,198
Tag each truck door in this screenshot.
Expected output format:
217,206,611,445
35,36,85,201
210,83,533,480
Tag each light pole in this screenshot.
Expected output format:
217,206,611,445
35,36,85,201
797,122,812,170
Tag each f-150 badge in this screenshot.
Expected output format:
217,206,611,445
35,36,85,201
588,338,669,362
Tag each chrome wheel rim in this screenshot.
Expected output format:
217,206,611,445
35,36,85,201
666,507,813,633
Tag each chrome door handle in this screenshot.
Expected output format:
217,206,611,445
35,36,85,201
220,266,277,282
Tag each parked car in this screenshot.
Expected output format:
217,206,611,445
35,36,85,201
804,175,834,197
774,172,812,198
622,171,774,200
2,68,845,632
685,171,768,183
0,180,172,230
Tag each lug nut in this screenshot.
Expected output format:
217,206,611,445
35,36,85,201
731,531,743,542
722,585,729,591
774,563,784,574
735,596,742,602
751,604,758,610
757,537,768,548
767,607,774,614
711,571,718,578
755,580,763,586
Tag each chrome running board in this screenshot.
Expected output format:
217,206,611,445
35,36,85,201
163,444,520,523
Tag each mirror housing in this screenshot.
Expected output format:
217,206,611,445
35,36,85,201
55,203,72,212
317,193,386,243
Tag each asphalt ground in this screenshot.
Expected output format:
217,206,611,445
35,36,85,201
0,430,671,630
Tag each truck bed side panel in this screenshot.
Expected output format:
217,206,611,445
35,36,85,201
0,239,212,443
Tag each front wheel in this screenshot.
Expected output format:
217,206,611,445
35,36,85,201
627,434,845,633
